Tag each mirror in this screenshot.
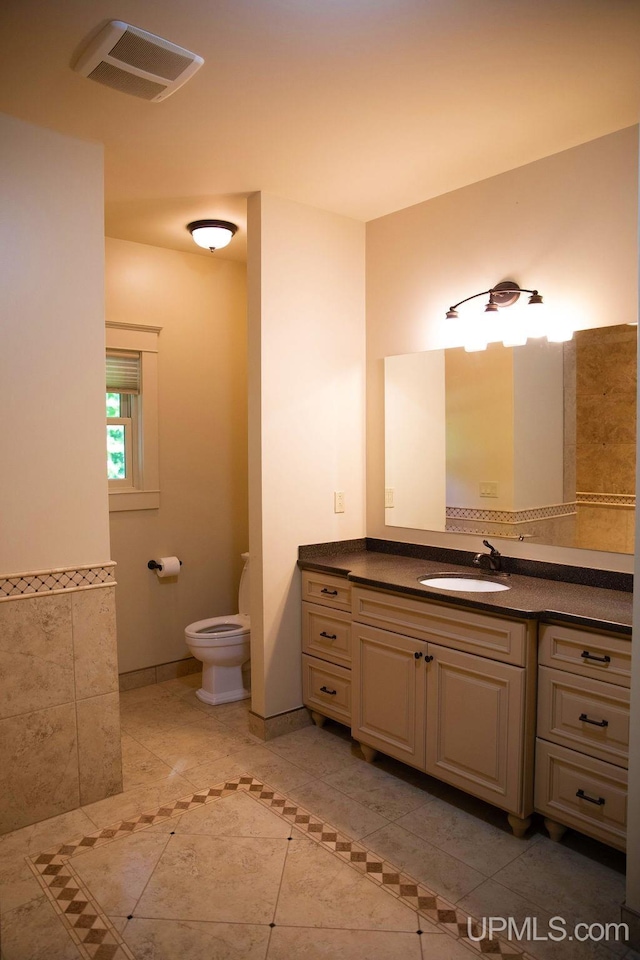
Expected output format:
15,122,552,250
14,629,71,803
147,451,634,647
384,324,636,554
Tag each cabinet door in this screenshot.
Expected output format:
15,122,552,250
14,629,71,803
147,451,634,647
425,644,525,814
352,624,426,769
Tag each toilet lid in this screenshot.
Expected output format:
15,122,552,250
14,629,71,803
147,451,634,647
186,613,250,638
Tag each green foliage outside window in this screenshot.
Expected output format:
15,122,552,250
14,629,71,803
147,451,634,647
107,393,126,479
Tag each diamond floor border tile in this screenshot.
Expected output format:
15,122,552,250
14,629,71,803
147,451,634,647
27,775,533,960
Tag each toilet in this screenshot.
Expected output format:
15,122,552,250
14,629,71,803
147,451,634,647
185,553,251,705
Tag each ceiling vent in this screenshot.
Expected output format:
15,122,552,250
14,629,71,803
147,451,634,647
73,20,204,102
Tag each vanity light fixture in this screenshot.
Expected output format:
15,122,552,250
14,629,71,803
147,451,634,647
445,280,569,351
187,219,238,251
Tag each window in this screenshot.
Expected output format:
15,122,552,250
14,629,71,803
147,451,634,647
106,322,161,511
107,351,139,488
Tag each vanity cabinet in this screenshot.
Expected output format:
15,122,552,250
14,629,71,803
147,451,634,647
301,571,352,727
299,567,630,849
534,623,630,851
351,586,536,835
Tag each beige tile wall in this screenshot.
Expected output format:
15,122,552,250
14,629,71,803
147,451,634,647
573,325,636,553
575,325,636,496
0,585,122,834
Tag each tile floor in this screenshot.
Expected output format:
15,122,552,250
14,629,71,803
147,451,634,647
0,673,635,960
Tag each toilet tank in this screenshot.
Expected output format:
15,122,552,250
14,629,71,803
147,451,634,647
238,552,250,615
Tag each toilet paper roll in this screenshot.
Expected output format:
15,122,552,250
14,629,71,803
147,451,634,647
155,557,181,578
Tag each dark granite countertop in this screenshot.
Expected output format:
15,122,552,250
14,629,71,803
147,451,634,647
298,542,633,636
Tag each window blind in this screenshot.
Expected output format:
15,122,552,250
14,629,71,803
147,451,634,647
106,350,141,394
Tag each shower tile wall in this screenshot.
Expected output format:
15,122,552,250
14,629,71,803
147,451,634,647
574,325,636,552
0,582,122,834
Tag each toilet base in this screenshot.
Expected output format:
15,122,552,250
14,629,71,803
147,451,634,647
197,660,250,705
196,686,250,706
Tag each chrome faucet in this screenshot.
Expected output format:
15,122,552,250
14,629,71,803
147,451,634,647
473,539,502,572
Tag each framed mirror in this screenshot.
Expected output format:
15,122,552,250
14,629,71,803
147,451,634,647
384,324,636,554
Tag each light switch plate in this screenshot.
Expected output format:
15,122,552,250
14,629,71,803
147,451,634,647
334,491,345,513
479,481,499,498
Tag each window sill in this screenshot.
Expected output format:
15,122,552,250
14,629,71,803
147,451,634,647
109,489,160,512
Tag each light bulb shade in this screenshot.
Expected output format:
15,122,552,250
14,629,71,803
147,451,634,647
502,331,528,347
525,298,548,338
187,219,237,250
547,324,573,343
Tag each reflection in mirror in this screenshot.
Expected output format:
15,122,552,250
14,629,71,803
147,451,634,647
384,324,636,554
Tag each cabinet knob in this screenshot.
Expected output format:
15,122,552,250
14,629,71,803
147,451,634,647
579,713,609,728
414,651,423,660
424,655,434,663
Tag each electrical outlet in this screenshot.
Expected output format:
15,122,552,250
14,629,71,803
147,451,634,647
479,481,499,498
385,487,395,508
334,491,345,513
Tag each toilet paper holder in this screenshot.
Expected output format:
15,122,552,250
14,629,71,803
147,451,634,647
147,559,183,570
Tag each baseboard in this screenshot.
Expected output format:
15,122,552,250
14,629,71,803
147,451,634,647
118,656,201,691
621,903,640,951
248,705,311,741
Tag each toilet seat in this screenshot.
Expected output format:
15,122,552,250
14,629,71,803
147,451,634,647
185,613,250,644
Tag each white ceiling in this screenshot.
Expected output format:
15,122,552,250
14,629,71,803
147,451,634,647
1,0,638,261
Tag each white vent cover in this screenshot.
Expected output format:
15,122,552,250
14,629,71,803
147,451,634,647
74,20,204,102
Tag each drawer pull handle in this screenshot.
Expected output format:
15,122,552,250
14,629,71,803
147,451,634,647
576,788,606,806
414,651,423,660
321,588,339,596
579,713,609,728
320,685,337,696
581,650,611,664
320,631,337,640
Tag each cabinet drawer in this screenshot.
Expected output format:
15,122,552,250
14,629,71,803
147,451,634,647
301,571,351,612
538,624,631,688
302,601,351,667
352,586,528,666
538,667,629,768
535,739,627,850
302,654,351,724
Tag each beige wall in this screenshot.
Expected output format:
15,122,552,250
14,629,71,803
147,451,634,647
106,238,248,674
445,345,515,510
385,351,446,530
248,192,366,718
626,127,640,922
367,125,639,573
0,114,121,831
0,113,110,573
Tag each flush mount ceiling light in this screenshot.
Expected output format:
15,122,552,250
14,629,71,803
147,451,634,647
445,280,570,351
187,220,238,252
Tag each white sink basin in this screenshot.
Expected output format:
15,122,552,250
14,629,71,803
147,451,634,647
419,575,511,593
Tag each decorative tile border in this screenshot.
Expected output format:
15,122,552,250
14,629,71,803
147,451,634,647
0,563,116,601
27,775,536,960
576,492,635,508
446,503,576,523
